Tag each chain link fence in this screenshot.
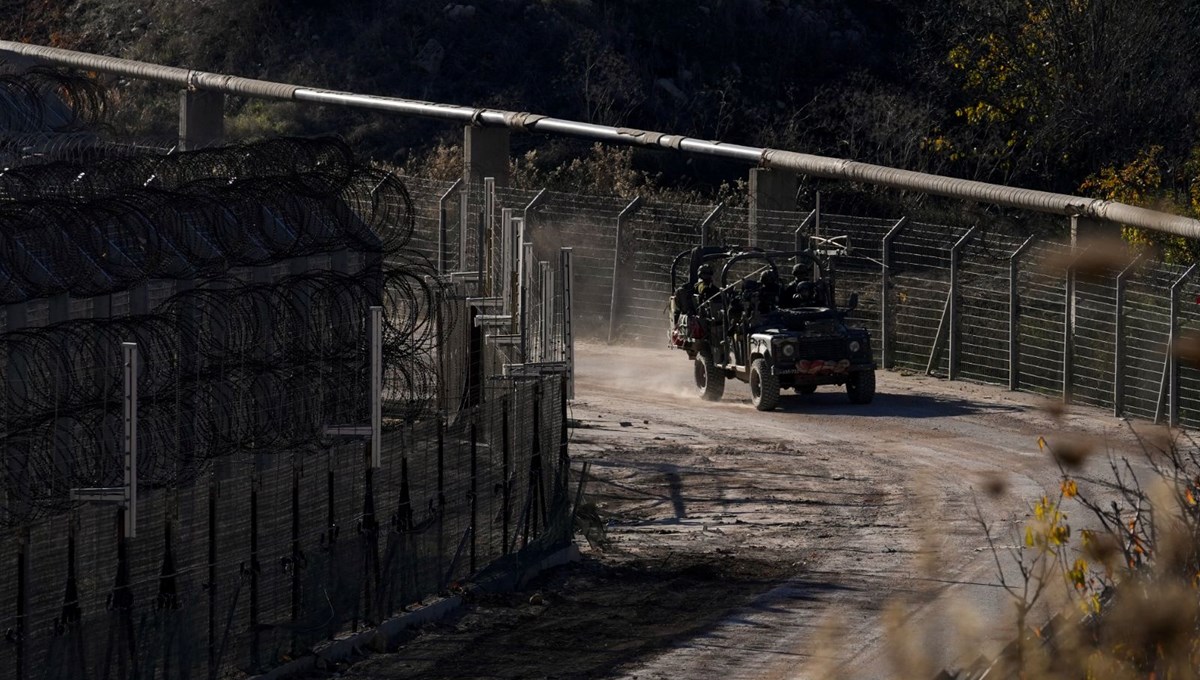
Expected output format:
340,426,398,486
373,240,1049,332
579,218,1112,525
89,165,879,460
411,177,1200,431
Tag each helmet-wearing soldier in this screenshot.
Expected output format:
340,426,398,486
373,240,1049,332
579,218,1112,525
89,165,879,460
758,269,781,312
696,263,716,299
783,263,809,307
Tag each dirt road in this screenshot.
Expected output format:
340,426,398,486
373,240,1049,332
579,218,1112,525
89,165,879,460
567,342,1145,679
336,342,1150,680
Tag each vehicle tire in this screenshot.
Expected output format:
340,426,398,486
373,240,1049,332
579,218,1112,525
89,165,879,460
750,358,780,411
796,385,817,395
846,370,876,405
695,353,725,401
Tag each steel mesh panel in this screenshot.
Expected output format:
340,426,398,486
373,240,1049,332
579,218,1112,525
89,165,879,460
1015,241,1068,397
889,223,962,373
1073,273,1117,409
1178,277,1200,428
957,231,1022,385
1122,266,1174,421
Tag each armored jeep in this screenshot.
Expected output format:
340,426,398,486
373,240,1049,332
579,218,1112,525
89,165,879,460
668,244,876,411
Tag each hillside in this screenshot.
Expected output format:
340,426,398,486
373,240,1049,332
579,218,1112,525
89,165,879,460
6,0,1200,222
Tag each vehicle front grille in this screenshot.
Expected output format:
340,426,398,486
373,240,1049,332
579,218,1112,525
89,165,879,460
798,338,849,359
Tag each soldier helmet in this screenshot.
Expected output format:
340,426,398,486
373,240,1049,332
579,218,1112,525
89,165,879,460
697,263,714,278
791,263,807,279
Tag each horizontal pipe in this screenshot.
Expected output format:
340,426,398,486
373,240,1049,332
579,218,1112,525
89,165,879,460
5,39,1200,238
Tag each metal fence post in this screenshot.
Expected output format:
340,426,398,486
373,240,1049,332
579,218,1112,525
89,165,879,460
518,189,548,361
793,209,816,252
437,178,463,274
370,306,382,469
1156,263,1197,425
699,203,723,247
482,177,495,292
538,262,550,361
561,247,576,400
947,226,976,381
1063,255,1076,403
1009,236,1036,391
1113,255,1140,416
608,196,643,344
459,189,470,273
501,208,514,312
880,217,907,369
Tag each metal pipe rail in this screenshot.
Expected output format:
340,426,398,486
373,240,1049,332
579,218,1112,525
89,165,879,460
5,39,1200,238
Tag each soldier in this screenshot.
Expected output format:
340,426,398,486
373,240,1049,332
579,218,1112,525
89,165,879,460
695,263,716,300
782,263,812,307
757,268,782,312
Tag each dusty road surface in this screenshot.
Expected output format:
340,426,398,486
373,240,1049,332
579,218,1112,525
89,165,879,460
332,342,1152,680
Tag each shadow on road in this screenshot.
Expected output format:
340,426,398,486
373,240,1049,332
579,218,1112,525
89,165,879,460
325,557,853,680
764,388,1023,419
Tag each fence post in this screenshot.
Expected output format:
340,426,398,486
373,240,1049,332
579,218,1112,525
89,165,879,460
539,262,552,361
748,168,795,248
459,189,470,274
519,189,549,360
1063,252,1077,403
1113,255,1140,416
437,178,463,274
608,196,643,344
561,247,576,400
1009,236,1036,391
947,226,976,380
469,422,478,573
1156,263,1197,425
699,203,723,248
370,306,382,469
501,208,514,312
927,226,975,377
793,209,816,252
482,177,495,292
880,217,907,369
178,89,224,151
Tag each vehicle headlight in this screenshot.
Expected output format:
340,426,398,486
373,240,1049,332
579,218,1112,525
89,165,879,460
849,340,861,353
781,343,796,358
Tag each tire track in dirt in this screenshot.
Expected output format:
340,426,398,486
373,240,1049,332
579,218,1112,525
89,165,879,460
570,342,1142,678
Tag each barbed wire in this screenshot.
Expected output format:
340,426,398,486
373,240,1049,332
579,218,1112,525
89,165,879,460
0,137,452,528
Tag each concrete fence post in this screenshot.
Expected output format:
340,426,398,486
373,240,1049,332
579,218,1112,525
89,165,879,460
463,126,510,187
880,217,907,369
178,89,224,151
608,196,643,344
748,169,795,248
1009,236,1037,391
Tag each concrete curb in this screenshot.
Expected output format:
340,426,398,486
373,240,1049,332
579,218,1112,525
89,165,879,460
252,542,581,680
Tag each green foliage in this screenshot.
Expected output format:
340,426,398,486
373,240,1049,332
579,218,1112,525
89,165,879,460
1079,146,1200,263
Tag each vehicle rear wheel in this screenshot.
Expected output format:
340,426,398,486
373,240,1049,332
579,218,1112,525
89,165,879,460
846,370,876,404
750,358,780,411
695,352,725,401
796,385,817,395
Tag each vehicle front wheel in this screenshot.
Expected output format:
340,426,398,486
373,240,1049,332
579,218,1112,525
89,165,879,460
846,370,876,404
750,358,780,411
695,353,725,401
